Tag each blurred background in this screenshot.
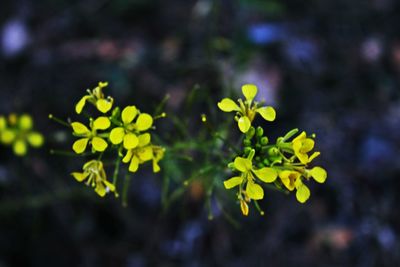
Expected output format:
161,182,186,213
1,0,400,266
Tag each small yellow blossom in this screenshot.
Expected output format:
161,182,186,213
122,132,165,173
75,81,114,114
224,154,277,215
109,106,153,150
292,131,320,164
218,84,276,133
71,117,111,154
278,166,327,203
71,160,116,197
0,114,44,156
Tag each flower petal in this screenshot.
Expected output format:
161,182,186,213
71,172,89,182
138,133,151,147
246,181,264,200
233,157,252,172
240,200,249,216
18,114,33,130
1,129,16,144
309,167,327,183
0,116,7,130
123,133,139,149
109,127,125,144
136,113,153,131
279,170,298,191
96,99,113,113
241,84,258,101
122,106,138,124
138,146,153,161
72,138,89,154
308,151,320,162
153,160,161,173
129,156,140,172
75,96,90,114
253,167,277,183
223,176,243,189
238,116,251,133
13,140,27,156
92,137,108,152
27,132,44,147
95,182,107,197
122,149,133,163
256,106,276,121
71,122,90,135
293,131,306,143
296,183,310,203
217,98,240,112
301,139,314,153
93,116,111,130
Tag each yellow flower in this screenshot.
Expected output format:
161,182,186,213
75,81,114,114
109,106,153,150
217,84,276,133
278,170,309,203
278,166,327,203
71,160,116,197
223,156,277,200
71,116,110,154
0,114,44,156
292,131,320,164
122,133,165,173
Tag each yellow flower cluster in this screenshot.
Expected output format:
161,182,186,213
0,113,43,156
219,84,327,216
70,82,165,197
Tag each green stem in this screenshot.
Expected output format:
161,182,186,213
112,156,121,186
122,175,131,207
48,114,70,127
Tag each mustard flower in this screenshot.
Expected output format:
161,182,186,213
217,84,276,133
122,132,165,173
0,114,44,156
71,117,111,154
224,156,277,200
75,81,114,114
292,131,320,164
278,166,327,203
71,160,116,197
109,106,153,150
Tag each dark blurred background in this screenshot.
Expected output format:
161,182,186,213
1,0,400,266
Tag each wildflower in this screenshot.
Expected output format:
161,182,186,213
122,133,165,173
292,131,320,164
0,114,44,156
71,160,116,197
223,155,277,201
278,166,327,203
109,106,153,149
71,116,110,154
217,84,276,133
75,81,114,114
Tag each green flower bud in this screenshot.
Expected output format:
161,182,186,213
257,163,265,169
263,158,270,165
256,126,264,137
246,127,256,139
228,162,235,170
243,147,252,156
268,147,279,156
243,139,251,147
261,137,269,145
